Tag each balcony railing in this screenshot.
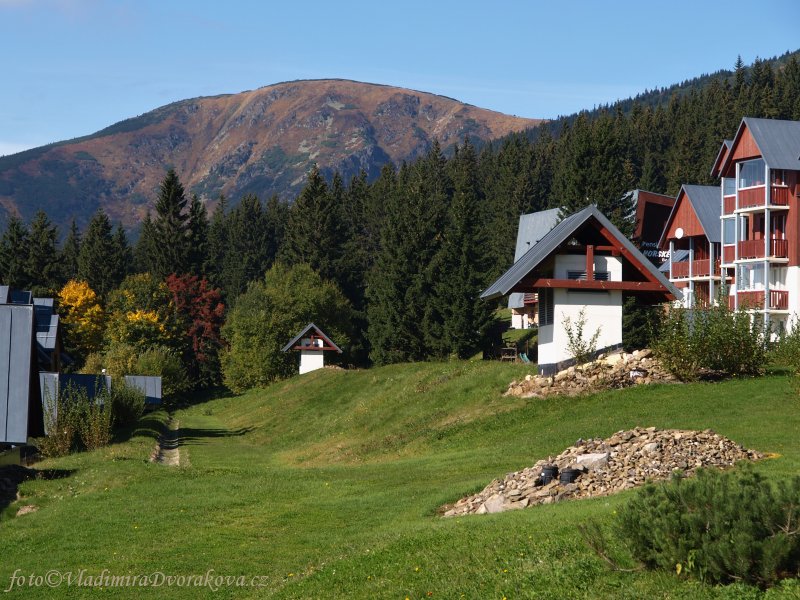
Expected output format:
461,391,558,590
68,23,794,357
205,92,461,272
735,185,790,209
738,186,766,209
723,195,736,214
737,238,788,259
723,245,735,263
771,185,790,206
670,259,720,279
736,290,789,310
523,293,537,305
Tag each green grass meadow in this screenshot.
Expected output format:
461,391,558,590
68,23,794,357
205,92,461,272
2,361,800,598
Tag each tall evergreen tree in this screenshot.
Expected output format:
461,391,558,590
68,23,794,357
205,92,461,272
0,216,30,289
425,140,494,358
134,212,159,274
205,195,228,288
221,194,270,300
186,193,209,276
110,225,132,284
77,210,120,299
60,219,82,283
25,210,61,296
152,168,190,278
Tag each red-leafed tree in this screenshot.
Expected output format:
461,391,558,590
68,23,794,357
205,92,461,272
166,273,226,387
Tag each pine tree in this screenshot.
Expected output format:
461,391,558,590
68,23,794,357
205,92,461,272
152,168,190,278
110,225,132,285
25,210,61,296
77,210,120,299
426,140,494,358
221,194,270,300
134,212,158,274
205,195,228,288
186,193,209,276
280,165,345,284
0,216,30,289
60,219,82,283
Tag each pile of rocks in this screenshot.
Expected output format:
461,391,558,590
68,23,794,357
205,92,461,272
442,427,762,517
505,349,677,398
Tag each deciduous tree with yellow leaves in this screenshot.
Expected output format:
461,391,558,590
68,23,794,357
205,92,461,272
57,280,105,363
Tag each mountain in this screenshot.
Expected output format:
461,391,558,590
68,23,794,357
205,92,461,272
0,79,541,230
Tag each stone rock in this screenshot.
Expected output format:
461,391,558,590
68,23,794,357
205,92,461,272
442,427,762,518
575,452,610,470
16,505,37,517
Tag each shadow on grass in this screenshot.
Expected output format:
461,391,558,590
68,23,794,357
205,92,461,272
0,465,76,517
175,426,255,444
112,411,169,445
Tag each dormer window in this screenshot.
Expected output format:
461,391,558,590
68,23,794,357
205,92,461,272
738,158,765,189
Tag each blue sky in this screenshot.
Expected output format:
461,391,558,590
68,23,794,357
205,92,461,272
1,0,799,156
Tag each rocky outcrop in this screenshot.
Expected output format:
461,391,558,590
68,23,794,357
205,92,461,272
442,427,762,517
505,349,677,399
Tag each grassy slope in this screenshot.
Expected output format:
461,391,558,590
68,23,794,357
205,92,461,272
1,361,800,599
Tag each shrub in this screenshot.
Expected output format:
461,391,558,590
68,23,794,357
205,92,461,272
76,392,114,450
654,303,768,380
563,307,601,365
38,382,82,457
617,468,800,588
109,382,146,427
134,346,190,399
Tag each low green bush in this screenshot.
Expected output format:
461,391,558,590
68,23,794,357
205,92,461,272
617,468,800,588
77,393,114,450
654,303,767,380
109,382,146,427
38,383,82,457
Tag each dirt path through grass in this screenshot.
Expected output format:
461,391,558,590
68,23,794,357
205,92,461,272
153,417,181,466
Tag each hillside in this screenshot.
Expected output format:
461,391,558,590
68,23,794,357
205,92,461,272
0,80,540,230
2,361,798,598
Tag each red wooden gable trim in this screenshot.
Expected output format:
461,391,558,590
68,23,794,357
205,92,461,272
595,223,663,285
720,122,762,178
660,189,706,246
513,278,667,292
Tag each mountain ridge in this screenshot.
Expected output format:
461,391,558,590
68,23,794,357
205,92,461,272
0,79,541,230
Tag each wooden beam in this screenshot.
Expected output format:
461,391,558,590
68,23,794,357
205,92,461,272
596,224,662,284
512,278,668,292
586,244,594,280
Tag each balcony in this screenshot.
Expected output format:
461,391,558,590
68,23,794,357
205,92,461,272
723,245,735,263
735,185,790,210
670,259,720,279
523,293,537,305
736,289,789,310
738,186,766,209
723,195,736,214
737,238,788,260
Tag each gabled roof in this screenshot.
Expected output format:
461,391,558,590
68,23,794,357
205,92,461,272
0,304,44,444
481,205,680,301
658,184,721,247
508,208,560,309
710,139,732,178
281,323,343,353
721,117,800,174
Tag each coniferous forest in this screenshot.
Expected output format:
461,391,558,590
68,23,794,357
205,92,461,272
2,54,800,391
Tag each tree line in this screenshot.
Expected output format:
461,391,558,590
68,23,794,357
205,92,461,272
1,54,798,391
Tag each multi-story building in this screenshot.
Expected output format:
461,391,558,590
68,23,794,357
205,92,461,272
711,117,800,334
659,184,725,308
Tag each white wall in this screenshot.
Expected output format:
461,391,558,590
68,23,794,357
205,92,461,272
299,351,325,374
538,255,623,373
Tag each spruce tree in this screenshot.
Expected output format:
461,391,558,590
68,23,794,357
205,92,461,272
426,140,494,358
221,194,270,300
110,225,132,285
205,195,228,288
134,212,158,275
77,210,119,299
186,193,209,276
152,168,190,278
25,210,61,296
0,216,30,289
60,219,82,283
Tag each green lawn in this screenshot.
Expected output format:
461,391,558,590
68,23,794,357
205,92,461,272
2,361,800,598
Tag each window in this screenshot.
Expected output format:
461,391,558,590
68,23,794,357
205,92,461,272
566,271,610,281
538,287,554,326
738,158,765,189
737,263,765,291
723,219,736,245
722,177,736,196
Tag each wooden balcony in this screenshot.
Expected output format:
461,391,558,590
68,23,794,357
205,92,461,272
737,238,788,259
736,290,789,310
670,259,720,279
771,185,790,206
738,186,766,209
723,245,735,263
735,185,790,210
523,293,537,305
723,195,736,214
